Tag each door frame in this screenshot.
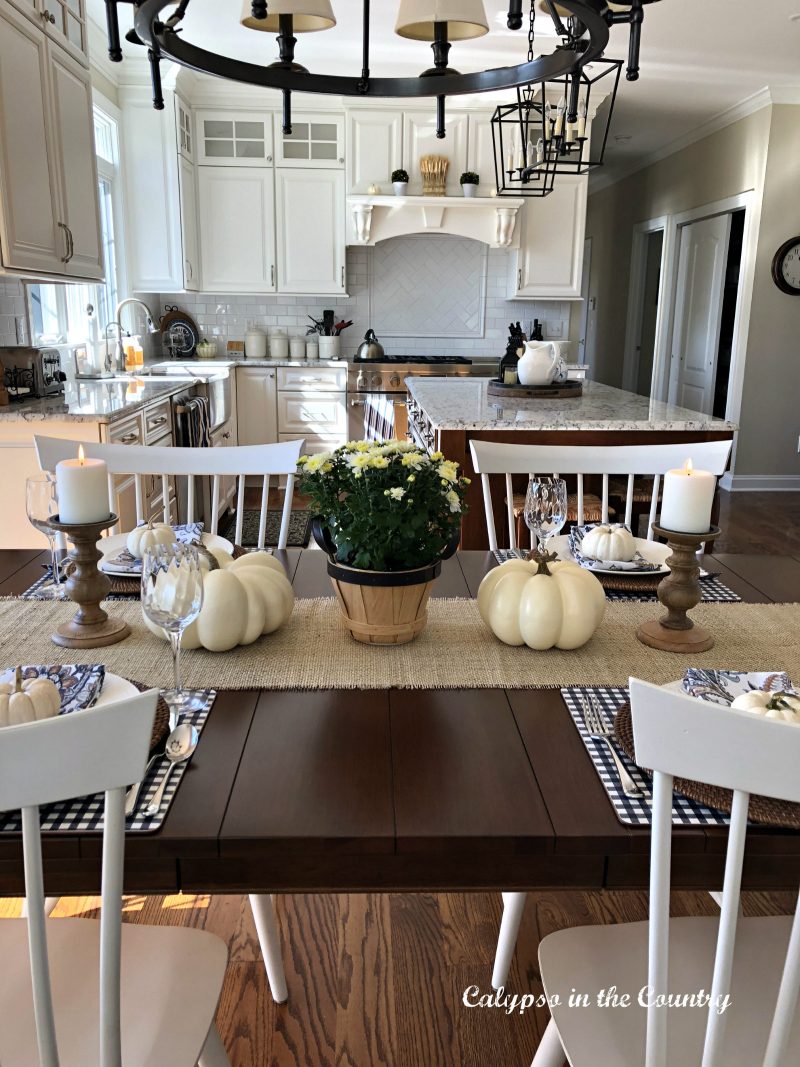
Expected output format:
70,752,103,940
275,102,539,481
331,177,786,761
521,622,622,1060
655,192,757,439
578,236,593,372
622,216,668,393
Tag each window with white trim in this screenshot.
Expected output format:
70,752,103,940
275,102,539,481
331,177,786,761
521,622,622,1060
28,101,126,344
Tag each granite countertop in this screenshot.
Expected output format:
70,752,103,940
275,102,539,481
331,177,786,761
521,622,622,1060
0,378,193,423
405,377,739,432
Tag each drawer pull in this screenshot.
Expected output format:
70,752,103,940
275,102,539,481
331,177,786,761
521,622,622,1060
222,431,232,440
150,415,168,426
120,432,139,444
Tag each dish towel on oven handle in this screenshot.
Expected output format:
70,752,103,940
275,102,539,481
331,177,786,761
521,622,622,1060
175,394,211,448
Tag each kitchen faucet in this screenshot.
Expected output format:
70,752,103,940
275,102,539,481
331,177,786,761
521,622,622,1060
115,298,160,335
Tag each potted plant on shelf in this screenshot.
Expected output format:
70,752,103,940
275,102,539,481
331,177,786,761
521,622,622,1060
297,440,469,645
392,168,409,197
460,171,480,197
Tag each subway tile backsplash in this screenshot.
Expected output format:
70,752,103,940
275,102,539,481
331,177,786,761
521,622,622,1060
160,242,573,361
0,281,27,347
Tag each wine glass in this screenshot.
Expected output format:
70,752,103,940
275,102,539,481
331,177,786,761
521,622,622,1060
25,474,63,600
524,477,568,552
141,543,204,725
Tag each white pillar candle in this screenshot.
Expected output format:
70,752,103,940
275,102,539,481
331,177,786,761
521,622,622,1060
660,459,716,534
55,445,110,525
577,99,587,139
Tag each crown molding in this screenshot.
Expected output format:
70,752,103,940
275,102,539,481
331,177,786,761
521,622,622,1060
588,85,800,196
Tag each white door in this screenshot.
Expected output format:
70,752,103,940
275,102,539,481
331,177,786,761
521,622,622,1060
669,214,732,413
48,44,103,279
346,110,401,193
0,4,63,273
403,111,468,195
178,156,199,291
275,169,345,294
236,367,278,445
511,176,587,299
197,167,276,292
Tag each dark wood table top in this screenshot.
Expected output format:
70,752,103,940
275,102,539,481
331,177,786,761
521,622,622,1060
0,548,797,898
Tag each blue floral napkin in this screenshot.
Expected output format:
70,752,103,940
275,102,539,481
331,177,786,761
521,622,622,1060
105,522,204,574
0,664,106,715
682,669,794,706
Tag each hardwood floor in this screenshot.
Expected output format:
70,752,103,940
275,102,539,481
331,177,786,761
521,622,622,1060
0,888,794,1065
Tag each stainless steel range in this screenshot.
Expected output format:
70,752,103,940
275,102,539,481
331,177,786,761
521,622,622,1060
347,355,471,441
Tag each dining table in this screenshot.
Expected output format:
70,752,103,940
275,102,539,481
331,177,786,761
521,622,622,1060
0,547,799,900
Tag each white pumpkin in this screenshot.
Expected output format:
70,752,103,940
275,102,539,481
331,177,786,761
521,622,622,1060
580,524,637,563
0,668,60,728
198,547,235,572
143,552,294,653
731,690,800,724
478,552,606,650
126,521,175,559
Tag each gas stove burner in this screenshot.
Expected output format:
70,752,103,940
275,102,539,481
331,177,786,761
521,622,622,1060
355,355,473,366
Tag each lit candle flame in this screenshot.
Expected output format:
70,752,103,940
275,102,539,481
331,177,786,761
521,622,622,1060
78,444,85,466
684,458,694,476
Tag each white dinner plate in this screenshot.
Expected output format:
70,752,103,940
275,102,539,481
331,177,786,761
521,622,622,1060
95,673,139,706
97,531,234,575
550,534,672,575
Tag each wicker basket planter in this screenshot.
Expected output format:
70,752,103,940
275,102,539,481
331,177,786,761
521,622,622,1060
312,519,456,645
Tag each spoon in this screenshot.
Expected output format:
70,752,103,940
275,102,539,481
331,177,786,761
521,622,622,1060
125,733,168,817
144,723,199,818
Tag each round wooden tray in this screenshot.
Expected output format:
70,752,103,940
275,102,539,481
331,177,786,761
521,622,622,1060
614,702,800,829
487,378,583,399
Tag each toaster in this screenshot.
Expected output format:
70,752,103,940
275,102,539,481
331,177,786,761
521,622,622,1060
0,346,66,400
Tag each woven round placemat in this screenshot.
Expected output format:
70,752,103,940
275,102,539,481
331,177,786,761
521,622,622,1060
127,678,171,752
614,702,800,829
598,572,664,594
104,543,248,597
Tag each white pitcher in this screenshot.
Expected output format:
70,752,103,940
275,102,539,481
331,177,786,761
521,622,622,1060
517,340,560,386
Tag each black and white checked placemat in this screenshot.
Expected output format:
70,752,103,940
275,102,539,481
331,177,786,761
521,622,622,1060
21,572,132,602
492,550,741,604
0,690,216,835
562,686,729,827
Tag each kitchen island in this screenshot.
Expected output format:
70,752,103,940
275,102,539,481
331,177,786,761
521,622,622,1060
405,377,737,550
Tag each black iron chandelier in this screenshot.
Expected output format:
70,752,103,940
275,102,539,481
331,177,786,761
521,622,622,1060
106,0,657,189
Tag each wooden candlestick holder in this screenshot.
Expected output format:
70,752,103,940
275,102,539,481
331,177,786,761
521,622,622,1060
46,514,132,649
636,523,721,654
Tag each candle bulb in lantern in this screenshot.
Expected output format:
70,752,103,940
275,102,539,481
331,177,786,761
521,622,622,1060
536,137,545,165
554,97,566,137
55,445,110,525
577,98,587,139
660,459,716,534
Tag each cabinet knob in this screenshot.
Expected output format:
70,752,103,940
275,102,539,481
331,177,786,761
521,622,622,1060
222,431,232,440
267,155,273,163
338,157,344,164
42,9,56,23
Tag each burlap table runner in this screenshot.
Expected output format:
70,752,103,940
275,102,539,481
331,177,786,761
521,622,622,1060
0,598,798,691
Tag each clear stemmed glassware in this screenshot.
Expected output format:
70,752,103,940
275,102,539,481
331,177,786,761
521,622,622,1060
141,543,204,725
524,477,568,552
25,473,64,600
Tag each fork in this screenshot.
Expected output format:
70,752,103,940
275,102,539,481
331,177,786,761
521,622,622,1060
581,692,643,798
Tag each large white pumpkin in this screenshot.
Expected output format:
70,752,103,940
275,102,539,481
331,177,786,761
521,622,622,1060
580,524,636,562
478,553,606,650
126,521,176,559
143,552,294,652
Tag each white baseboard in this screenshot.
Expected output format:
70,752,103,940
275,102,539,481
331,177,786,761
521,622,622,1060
720,473,800,492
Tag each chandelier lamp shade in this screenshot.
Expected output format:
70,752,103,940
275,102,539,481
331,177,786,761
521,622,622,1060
109,0,656,188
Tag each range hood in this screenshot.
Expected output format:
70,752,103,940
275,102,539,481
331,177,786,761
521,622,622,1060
346,195,525,249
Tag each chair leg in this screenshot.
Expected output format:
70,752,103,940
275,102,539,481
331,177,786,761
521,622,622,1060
531,1018,566,1067
197,1022,231,1067
21,896,59,918
249,893,289,1003
492,891,527,990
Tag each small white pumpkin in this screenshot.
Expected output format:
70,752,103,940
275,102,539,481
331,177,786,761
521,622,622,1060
580,524,637,563
478,551,606,650
143,553,294,653
731,690,800,724
0,668,61,728
126,521,175,559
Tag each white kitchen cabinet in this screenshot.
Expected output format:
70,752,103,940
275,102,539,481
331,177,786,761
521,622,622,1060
275,169,345,295
195,110,273,167
176,96,193,160
236,367,278,446
509,176,588,299
178,156,199,291
197,167,276,293
277,365,347,392
48,43,103,279
211,420,237,517
43,0,87,64
274,113,344,169
121,88,199,292
0,3,63,274
346,109,402,193
277,391,346,437
467,113,499,197
402,111,468,195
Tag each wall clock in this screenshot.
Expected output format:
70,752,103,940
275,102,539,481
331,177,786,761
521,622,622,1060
771,237,800,295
